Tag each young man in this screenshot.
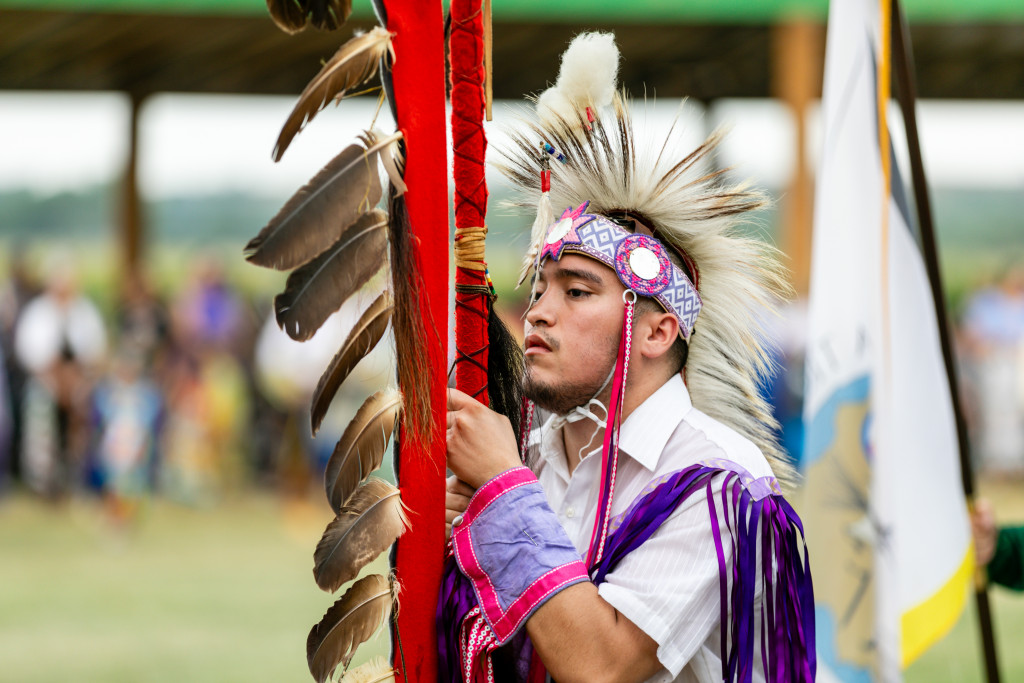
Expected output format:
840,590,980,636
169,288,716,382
439,33,814,683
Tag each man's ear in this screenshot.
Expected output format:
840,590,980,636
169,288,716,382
637,310,679,361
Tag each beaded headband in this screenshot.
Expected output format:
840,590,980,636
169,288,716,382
538,201,702,339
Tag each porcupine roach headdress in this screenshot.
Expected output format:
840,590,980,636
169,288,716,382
499,32,796,490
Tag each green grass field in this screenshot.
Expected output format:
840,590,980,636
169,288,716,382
1,477,1023,682
0,490,390,683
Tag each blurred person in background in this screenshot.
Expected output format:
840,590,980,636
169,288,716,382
0,244,42,486
252,286,394,495
758,299,808,468
0,346,13,493
88,343,163,525
160,255,249,503
171,256,245,356
116,270,170,371
971,498,1024,591
961,264,1024,473
14,252,106,498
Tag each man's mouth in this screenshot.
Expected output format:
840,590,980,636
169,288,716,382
524,333,553,355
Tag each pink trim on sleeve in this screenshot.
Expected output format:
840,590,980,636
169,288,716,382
451,466,589,643
455,512,587,642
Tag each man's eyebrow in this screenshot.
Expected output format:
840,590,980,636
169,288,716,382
553,266,605,286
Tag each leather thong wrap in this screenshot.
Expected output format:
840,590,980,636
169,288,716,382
451,466,589,644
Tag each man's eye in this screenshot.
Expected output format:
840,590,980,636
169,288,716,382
567,288,590,299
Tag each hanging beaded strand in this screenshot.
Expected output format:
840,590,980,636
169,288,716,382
586,289,636,568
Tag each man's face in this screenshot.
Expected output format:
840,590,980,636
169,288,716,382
523,254,624,415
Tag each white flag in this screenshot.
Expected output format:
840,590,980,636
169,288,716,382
802,0,973,680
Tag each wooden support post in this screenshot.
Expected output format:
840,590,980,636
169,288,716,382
772,20,823,297
120,91,144,284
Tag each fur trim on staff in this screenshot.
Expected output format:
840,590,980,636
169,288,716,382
496,98,797,489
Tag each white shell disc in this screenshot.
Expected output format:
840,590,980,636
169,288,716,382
629,247,661,280
546,217,573,244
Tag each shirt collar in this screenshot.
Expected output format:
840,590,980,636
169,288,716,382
534,373,693,474
534,412,571,483
618,373,692,471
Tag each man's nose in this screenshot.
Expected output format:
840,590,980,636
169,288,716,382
525,291,553,328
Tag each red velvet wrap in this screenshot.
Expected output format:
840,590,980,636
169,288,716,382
387,1,449,681
450,0,490,406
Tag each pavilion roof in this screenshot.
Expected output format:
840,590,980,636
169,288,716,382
1,1,1022,99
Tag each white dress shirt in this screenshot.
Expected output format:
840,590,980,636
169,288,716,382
529,374,773,683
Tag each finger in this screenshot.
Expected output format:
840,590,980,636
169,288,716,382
446,475,474,496
446,491,471,513
976,498,993,518
447,410,457,430
447,387,471,411
451,478,475,497
445,523,452,539
446,474,474,497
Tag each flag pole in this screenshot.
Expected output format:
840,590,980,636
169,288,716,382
889,2,1001,680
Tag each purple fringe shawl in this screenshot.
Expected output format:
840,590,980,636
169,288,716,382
437,464,816,683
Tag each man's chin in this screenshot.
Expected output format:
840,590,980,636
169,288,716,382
524,375,600,417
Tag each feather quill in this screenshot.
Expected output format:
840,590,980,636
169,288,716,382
312,295,395,434
340,657,395,683
364,129,407,195
307,573,394,683
246,144,383,271
273,210,388,341
313,478,407,592
323,389,402,511
274,26,395,161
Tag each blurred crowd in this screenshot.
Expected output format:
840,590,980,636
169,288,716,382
959,264,1024,474
2,244,1023,522
0,248,391,521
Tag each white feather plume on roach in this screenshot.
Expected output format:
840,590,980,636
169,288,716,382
536,31,620,127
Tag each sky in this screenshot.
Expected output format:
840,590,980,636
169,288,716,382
0,92,1023,199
